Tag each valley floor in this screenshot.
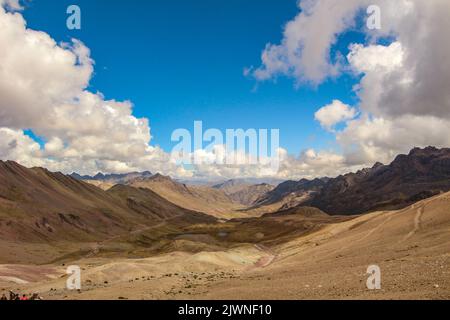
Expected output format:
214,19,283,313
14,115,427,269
1,193,450,300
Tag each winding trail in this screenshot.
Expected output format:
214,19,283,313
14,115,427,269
357,211,393,243
402,205,424,242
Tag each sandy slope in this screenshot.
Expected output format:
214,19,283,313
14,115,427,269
201,192,450,299
1,192,449,300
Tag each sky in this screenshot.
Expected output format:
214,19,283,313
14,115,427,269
1,0,450,180
21,0,357,154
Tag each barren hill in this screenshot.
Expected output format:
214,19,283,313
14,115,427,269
0,161,215,263
5,190,449,300
214,180,275,206
255,147,450,215
127,175,246,219
308,147,450,214
199,191,450,299
254,178,327,208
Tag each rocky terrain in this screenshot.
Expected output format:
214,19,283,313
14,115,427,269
213,180,275,206
256,147,450,215
127,174,247,219
253,178,328,208
308,147,450,214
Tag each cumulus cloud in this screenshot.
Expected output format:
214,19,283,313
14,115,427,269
276,148,353,179
0,0,358,181
337,0,450,168
252,0,450,175
315,100,357,131
0,3,177,176
347,42,404,74
252,0,369,84
0,128,44,167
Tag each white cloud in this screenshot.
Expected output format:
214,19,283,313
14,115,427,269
1,1,362,180
0,0,357,181
0,0,22,11
315,100,357,131
251,0,369,84
0,3,177,176
347,42,404,73
0,128,44,167
336,0,450,168
275,148,356,180
252,0,450,176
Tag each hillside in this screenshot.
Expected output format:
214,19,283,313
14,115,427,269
127,175,246,219
5,190,449,300
255,147,450,215
227,184,276,206
199,191,450,299
308,147,450,214
254,178,327,208
214,180,275,206
107,184,215,223
0,161,215,263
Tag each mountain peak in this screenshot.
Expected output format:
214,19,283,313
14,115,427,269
94,172,106,179
372,162,384,169
213,179,246,190
149,173,173,182
409,146,440,156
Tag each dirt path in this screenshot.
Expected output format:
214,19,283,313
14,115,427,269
360,212,392,240
402,205,424,242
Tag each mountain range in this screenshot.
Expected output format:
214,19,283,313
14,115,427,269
213,180,275,206
1,146,450,256
1,147,450,299
253,146,450,215
0,161,215,263
70,171,154,184
53,146,450,217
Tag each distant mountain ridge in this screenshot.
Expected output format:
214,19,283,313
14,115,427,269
308,146,450,214
254,178,329,208
213,180,275,206
257,147,450,215
70,171,153,184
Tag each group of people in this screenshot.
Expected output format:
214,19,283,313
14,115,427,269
0,291,43,300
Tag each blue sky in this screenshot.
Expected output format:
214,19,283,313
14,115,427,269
21,0,361,156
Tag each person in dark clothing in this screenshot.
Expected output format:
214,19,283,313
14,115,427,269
9,291,18,300
30,293,43,300
0,293,7,300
